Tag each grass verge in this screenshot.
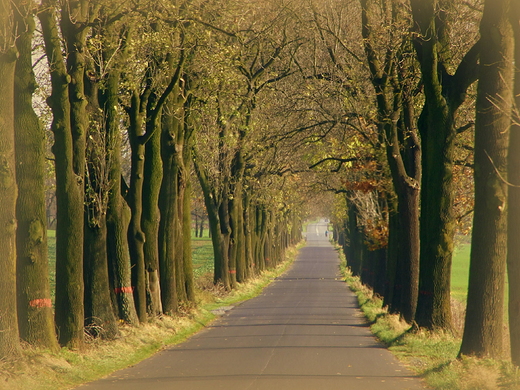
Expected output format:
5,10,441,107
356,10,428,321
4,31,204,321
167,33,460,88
1,242,303,390
337,246,520,389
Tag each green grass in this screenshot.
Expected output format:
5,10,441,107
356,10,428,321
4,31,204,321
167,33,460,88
451,243,471,302
191,239,214,278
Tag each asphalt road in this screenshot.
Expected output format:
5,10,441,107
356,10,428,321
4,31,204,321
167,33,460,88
78,221,425,390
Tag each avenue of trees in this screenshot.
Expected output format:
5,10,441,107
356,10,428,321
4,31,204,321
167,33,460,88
2,0,520,370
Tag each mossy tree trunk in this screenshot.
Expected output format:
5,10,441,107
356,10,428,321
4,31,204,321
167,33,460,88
180,89,195,302
181,164,195,302
159,88,185,313
103,33,139,325
39,0,90,349
243,192,255,279
82,61,119,339
193,156,231,290
410,0,480,331
142,110,163,317
459,0,513,359
126,88,150,323
14,5,58,351
0,0,22,360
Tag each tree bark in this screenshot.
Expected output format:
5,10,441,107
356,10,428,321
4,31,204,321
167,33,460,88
459,0,513,358
410,0,480,331
193,157,231,290
360,0,420,323
104,52,139,325
127,92,148,323
0,0,22,359
508,0,520,367
142,113,163,317
14,5,59,351
83,69,119,339
39,1,86,349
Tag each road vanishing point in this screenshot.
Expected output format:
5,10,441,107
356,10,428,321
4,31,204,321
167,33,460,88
77,221,426,390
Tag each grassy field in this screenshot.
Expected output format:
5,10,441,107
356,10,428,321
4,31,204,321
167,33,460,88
191,239,214,278
451,243,471,302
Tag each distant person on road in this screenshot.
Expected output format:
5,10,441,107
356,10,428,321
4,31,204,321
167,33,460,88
325,230,328,237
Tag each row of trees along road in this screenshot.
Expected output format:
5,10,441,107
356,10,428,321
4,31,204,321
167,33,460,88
313,0,520,365
3,0,520,371
0,0,307,358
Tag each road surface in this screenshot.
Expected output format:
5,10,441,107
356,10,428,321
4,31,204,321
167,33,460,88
77,221,425,390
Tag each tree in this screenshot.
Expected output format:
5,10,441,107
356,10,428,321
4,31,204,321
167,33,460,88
360,0,421,323
410,0,481,330
192,0,302,288
459,0,513,358
39,0,100,348
0,0,22,359
508,0,520,367
14,1,59,350
102,19,139,326
82,9,124,337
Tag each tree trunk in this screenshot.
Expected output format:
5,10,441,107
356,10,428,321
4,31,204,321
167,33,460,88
14,6,58,351
159,104,180,314
182,167,195,302
39,2,85,349
460,0,513,358
410,0,480,331
142,117,163,317
360,0,420,323
181,115,195,301
83,214,119,339
243,192,254,280
127,93,148,323
194,158,231,290
0,0,21,359
104,68,138,325
508,0,520,366
82,72,119,339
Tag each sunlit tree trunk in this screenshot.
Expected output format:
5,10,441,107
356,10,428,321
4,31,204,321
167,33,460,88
0,0,22,359
508,0,520,367
39,0,87,349
104,52,139,325
127,92,148,323
460,0,513,358
194,157,231,290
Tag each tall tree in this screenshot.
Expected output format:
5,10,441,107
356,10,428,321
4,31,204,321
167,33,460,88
459,0,513,358
508,0,520,367
410,0,480,330
0,0,22,359
360,0,421,324
83,30,120,338
14,1,59,351
39,0,101,348
102,21,139,325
